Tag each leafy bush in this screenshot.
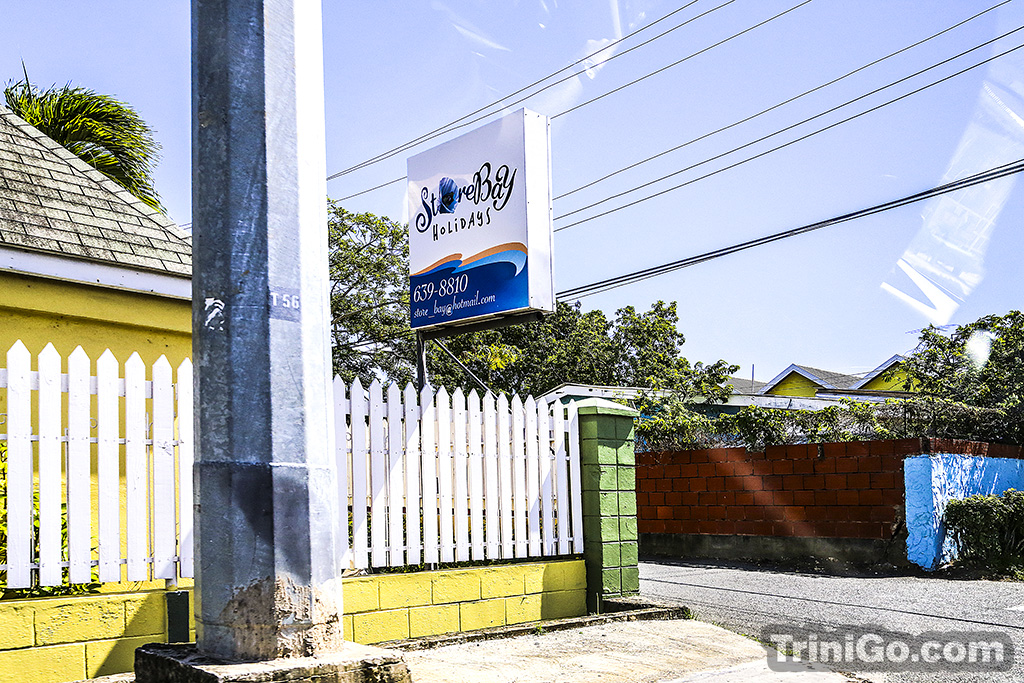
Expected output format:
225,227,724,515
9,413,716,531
636,397,1015,453
945,489,1024,573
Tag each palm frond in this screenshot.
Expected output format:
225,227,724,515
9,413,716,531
4,75,165,213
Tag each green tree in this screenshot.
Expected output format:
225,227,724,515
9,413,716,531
428,300,737,401
328,203,415,385
899,311,1023,405
897,310,1023,442
4,71,164,212
613,302,736,404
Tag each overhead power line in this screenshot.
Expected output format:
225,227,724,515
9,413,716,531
339,156,1024,347
550,0,813,120
327,0,729,181
556,157,1024,300
333,1,1003,207
336,175,406,203
553,0,1008,201
553,35,1024,232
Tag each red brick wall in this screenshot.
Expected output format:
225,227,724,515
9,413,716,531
636,439,921,540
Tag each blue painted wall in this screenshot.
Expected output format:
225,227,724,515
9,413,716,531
904,454,1024,570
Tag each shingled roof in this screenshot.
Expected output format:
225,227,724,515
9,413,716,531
728,376,767,394
0,107,191,278
791,365,860,390
758,363,861,395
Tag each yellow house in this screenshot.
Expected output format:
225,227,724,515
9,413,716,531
759,354,911,399
0,107,191,368
0,106,199,678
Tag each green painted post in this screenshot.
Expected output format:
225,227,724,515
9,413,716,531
576,398,639,613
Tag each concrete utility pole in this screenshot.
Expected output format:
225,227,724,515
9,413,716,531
191,0,341,660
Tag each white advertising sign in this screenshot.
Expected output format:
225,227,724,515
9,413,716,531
408,108,554,331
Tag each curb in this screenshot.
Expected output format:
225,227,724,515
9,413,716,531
387,602,693,651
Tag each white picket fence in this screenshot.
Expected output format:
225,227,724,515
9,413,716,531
335,378,582,569
0,341,194,589
0,341,582,588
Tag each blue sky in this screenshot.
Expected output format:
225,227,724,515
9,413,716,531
3,1,1022,382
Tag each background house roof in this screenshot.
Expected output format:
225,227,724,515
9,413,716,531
0,107,191,278
758,363,861,394
727,376,766,394
790,365,860,390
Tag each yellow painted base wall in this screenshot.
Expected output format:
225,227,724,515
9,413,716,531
0,560,586,683
343,560,587,644
0,589,185,683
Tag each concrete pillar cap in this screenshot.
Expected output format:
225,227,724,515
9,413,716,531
574,397,640,417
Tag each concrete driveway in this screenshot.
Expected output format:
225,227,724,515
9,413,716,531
640,559,1024,683
403,618,859,682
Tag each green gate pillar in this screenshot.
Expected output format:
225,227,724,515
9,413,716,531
576,398,640,613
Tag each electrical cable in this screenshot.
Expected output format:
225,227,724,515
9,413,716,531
553,0,1008,201
332,2,1002,207
327,0,725,180
336,176,406,202
556,157,1024,300
553,37,1024,231
550,0,813,121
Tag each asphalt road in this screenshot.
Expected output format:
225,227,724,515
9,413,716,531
640,559,1024,683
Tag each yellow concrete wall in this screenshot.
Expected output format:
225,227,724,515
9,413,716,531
0,589,184,683
0,560,586,682
0,270,191,368
764,372,821,397
343,560,587,644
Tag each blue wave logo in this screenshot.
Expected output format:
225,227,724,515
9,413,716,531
454,249,527,277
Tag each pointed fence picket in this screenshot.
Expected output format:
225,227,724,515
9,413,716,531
349,378,370,570
452,388,470,562
97,350,121,583
38,344,62,587
512,395,528,558
525,396,542,558
436,387,455,563
420,386,439,565
386,383,404,568
67,346,92,584
468,391,484,562
368,380,387,568
0,340,586,588
0,341,194,589
124,353,148,582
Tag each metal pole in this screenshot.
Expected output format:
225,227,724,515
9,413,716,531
415,332,428,392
